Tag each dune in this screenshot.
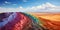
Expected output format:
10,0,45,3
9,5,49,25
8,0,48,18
29,12,60,30
29,12,60,21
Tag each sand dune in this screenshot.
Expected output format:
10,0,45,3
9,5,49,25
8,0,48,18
29,12,60,21
29,12,60,30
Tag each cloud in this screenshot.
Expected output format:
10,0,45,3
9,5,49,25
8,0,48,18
30,2,56,10
5,1,10,4
22,0,28,2
0,2,60,13
23,2,60,12
12,4,17,5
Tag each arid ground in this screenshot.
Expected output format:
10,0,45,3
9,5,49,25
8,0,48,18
29,12,60,30
29,12,60,21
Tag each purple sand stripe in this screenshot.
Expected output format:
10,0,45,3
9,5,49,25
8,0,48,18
0,13,17,27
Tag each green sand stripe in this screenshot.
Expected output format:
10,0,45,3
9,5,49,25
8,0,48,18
21,12,47,30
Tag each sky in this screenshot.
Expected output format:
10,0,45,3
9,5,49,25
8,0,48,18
0,0,60,12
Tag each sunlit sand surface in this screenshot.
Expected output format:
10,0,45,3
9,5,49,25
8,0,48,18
29,12,60,30
29,12,60,21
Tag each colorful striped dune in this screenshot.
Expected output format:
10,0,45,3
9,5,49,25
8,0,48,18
0,12,60,30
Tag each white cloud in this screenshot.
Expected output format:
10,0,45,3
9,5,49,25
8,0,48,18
31,2,56,10
5,1,10,4
2,1,11,5
22,0,27,2
12,4,17,5
5,1,8,3
0,2,60,13
24,2,60,12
